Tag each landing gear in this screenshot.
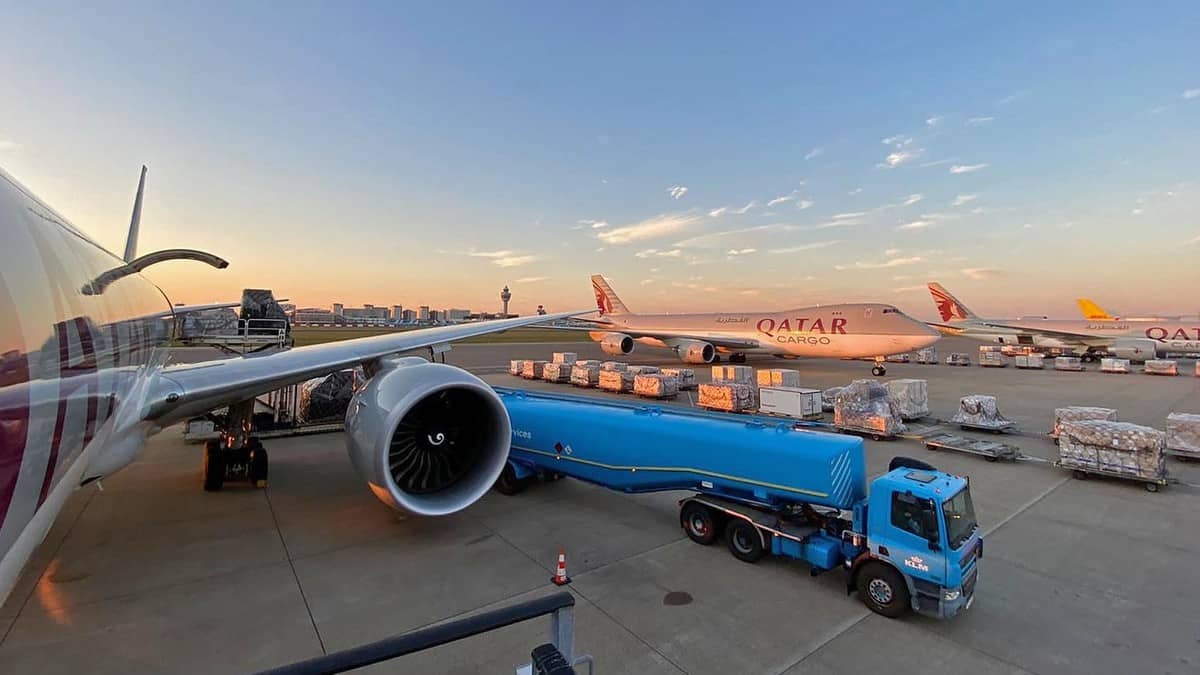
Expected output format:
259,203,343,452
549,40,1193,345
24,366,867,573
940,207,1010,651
729,353,748,364
871,357,887,377
202,400,270,491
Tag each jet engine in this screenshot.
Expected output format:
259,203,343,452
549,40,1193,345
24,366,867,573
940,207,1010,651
672,339,716,364
599,332,635,355
345,357,511,515
1109,338,1158,363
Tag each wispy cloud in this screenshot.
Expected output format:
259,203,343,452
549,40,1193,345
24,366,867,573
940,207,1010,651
902,193,923,206
465,249,515,258
640,278,656,285
893,285,926,293
598,213,702,245
767,193,797,207
515,276,548,283
879,134,922,168
833,211,866,220
884,151,917,168
885,249,902,257
674,224,783,248
961,267,1003,280
804,147,823,160
1183,89,1200,100
635,248,683,258
727,248,756,256
952,194,978,207
896,220,933,231
731,201,756,214
0,139,20,152
1188,234,1200,245
926,115,944,127
707,207,728,218
918,158,955,168
578,219,609,229
997,90,1028,105
836,256,923,270
494,255,538,267
848,187,863,195
966,116,994,126
668,185,689,200
971,207,986,215
950,163,989,174
768,240,843,254
796,199,814,210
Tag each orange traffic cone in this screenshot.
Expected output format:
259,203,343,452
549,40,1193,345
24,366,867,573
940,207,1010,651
551,548,571,586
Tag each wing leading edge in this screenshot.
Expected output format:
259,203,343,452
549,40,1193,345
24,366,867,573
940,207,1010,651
146,309,588,426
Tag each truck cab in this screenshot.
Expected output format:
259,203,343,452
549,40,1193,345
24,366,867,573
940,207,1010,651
860,468,981,619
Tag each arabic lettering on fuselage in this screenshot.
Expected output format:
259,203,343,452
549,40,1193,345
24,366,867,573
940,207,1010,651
1084,322,1129,331
714,315,749,324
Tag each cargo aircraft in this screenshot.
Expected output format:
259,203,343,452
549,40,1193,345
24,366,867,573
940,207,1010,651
927,282,1199,360
574,275,940,376
0,165,584,605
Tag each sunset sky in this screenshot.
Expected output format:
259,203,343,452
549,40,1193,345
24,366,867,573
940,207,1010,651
2,3,1198,319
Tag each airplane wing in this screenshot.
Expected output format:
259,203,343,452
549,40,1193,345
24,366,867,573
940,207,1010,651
146,310,586,425
972,321,1116,347
544,323,761,351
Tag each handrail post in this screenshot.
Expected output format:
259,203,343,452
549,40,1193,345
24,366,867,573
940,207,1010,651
549,605,574,664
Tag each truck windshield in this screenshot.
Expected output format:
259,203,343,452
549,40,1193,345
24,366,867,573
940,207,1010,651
943,488,978,550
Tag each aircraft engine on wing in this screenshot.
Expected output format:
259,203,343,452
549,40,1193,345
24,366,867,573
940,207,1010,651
599,332,635,355
1109,338,1158,363
672,339,716,364
345,357,511,515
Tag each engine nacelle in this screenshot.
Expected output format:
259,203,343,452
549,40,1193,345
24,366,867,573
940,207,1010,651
672,339,716,364
599,332,634,356
1109,338,1158,363
344,357,511,515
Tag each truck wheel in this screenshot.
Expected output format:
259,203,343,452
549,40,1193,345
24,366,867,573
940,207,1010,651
725,519,765,563
493,463,526,496
202,440,225,492
857,562,910,618
680,502,718,545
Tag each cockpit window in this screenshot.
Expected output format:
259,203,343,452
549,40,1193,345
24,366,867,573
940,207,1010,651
882,308,898,314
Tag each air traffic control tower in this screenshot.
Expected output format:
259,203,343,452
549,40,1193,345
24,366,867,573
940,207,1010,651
500,285,511,317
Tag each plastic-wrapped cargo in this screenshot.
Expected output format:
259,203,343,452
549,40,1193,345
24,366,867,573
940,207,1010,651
1166,412,1200,457
1015,354,1045,369
945,353,971,366
570,364,600,387
759,387,822,419
822,386,844,412
951,395,1011,429
298,369,359,423
598,369,633,392
634,373,679,398
757,368,800,388
509,359,524,376
833,379,906,435
1054,356,1083,371
885,353,911,363
916,348,938,364
521,360,548,380
628,365,660,376
601,361,628,372
1100,358,1130,373
541,362,572,383
575,359,602,367
1052,406,1117,438
1144,359,1178,376
179,307,241,339
551,352,578,364
1058,420,1166,480
712,365,754,383
697,382,756,412
886,379,929,420
978,352,1008,368
660,367,697,390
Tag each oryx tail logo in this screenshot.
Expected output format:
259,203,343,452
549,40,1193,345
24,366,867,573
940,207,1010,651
593,278,613,315
589,275,630,316
928,283,972,322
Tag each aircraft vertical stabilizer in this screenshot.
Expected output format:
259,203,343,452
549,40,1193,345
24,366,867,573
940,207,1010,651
1077,298,1113,320
591,274,631,315
927,282,977,322
123,165,148,263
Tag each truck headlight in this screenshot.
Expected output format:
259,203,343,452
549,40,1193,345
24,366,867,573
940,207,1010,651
943,589,961,601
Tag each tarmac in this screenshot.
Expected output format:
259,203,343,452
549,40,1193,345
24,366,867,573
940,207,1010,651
2,338,1199,674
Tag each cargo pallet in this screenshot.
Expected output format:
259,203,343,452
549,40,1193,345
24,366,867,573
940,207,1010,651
1165,448,1199,462
923,432,1020,463
1055,461,1168,492
635,393,678,400
957,420,1016,434
834,424,899,442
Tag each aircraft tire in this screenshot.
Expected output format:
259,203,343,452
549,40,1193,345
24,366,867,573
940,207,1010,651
203,441,225,492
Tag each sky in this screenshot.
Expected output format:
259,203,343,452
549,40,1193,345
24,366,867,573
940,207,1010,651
1,3,1198,319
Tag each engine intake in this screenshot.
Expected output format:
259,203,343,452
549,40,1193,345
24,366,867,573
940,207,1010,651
672,339,715,364
345,358,510,515
599,332,634,356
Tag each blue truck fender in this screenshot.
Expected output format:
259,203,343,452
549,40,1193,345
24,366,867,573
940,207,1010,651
846,553,893,595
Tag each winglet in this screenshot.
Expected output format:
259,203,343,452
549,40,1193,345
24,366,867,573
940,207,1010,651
591,275,630,315
927,282,976,322
123,165,148,263
1076,298,1112,320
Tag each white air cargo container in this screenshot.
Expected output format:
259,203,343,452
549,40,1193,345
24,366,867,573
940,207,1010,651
757,368,801,388
1100,358,1130,374
758,387,823,419
916,348,938,365
945,353,971,366
979,352,1008,368
1015,354,1044,369
1054,356,1084,372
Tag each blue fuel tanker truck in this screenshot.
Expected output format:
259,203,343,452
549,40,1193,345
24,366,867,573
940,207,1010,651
494,388,981,619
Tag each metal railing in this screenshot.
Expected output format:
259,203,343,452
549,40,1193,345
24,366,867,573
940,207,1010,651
181,318,290,353
254,592,590,675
